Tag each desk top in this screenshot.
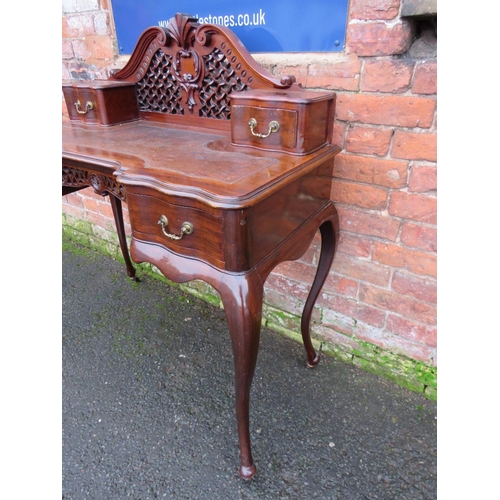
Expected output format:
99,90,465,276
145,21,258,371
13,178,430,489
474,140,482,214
63,121,338,209
63,13,340,211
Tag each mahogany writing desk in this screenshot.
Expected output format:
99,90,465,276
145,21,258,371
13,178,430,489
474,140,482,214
62,14,340,479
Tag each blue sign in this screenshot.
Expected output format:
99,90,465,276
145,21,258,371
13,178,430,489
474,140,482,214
111,0,348,54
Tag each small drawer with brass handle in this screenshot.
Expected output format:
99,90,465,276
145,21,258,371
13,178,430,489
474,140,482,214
230,88,336,155
126,189,226,268
62,80,139,126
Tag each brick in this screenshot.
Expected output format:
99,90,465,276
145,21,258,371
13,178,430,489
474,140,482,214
81,188,100,200
94,12,110,36
347,21,413,57
322,274,359,298
98,199,114,219
67,61,99,80
86,210,115,231
271,260,316,286
361,59,414,93
401,0,437,16
277,64,308,86
315,325,361,350
319,292,386,327
392,271,437,303
359,283,437,325
63,13,95,38
264,289,307,318
331,121,347,150
333,153,408,188
337,233,372,258
389,191,437,224
332,252,391,287
62,65,71,81
408,163,437,193
62,0,99,13
331,179,389,210
322,309,358,336
386,315,437,348
337,205,401,241
336,93,436,128
63,192,85,208
349,0,400,20
412,61,437,95
83,35,114,61
72,39,91,61
306,56,361,91
265,273,310,302
392,130,437,161
355,324,435,363
297,244,318,266
400,222,437,253
346,126,392,156
82,197,99,213
62,41,74,60
62,204,86,220
373,241,437,278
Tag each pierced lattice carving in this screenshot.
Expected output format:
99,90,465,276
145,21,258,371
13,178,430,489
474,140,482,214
111,13,297,125
63,166,88,187
199,49,249,120
62,167,126,200
136,51,184,114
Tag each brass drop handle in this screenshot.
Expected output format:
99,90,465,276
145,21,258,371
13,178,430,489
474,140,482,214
75,100,95,114
158,215,194,240
248,118,280,138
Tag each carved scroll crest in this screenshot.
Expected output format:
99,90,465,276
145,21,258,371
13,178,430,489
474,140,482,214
111,13,298,120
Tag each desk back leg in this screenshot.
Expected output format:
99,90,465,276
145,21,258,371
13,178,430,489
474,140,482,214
300,212,339,368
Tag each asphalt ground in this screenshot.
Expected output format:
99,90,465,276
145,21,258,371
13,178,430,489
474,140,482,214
62,243,437,499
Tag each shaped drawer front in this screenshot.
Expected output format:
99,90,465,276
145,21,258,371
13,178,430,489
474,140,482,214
127,190,225,268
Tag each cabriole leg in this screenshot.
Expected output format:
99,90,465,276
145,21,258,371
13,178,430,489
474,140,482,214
301,216,339,368
109,194,138,281
219,271,264,479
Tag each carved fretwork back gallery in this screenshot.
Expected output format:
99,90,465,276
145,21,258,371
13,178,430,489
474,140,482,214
110,13,298,129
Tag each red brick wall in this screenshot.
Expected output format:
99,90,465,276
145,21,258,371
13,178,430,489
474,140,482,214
62,0,437,368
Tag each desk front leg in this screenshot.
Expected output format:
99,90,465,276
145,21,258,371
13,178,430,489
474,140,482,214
130,238,264,479
108,194,138,281
218,271,264,480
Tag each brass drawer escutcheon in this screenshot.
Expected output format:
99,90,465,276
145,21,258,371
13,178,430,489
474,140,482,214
248,118,280,139
75,100,95,115
158,215,194,240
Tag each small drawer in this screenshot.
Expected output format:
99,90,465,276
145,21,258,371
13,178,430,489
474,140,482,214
64,88,99,123
126,190,225,268
231,106,298,152
230,88,336,155
62,80,140,126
